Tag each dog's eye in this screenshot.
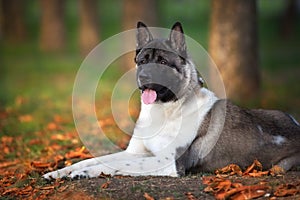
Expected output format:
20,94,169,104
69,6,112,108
160,59,168,65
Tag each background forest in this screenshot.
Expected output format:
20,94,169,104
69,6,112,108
0,0,300,199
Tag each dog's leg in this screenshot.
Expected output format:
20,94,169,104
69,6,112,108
69,156,178,178
43,151,150,179
276,153,300,171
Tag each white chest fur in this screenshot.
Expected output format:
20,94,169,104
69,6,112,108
131,88,218,156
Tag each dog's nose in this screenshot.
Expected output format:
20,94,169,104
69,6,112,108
138,70,152,84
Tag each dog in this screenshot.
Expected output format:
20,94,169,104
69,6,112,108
43,22,300,179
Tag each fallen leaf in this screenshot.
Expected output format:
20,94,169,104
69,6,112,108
47,122,60,131
54,155,65,163
274,183,299,197
19,114,33,122
54,115,64,123
248,171,269,177
2,187,19,195
1,136,13,144
31,161,52,168
101,181,111,189
215,185,269,200
215,164,242,176
0,160,19,168
269,165,285,176
243,159,262,175
64,160,72,166
18,185,33,195
99,172,112,179
39,186,55,190
57,185,68,192
144,192,155,200
65,146,93,159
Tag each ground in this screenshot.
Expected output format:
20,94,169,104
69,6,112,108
47,171,300,200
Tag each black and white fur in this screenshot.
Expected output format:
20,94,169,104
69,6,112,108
43,22,300,179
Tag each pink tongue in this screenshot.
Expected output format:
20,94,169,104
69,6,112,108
141,89,157,104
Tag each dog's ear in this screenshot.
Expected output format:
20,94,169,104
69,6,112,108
136,22,153,49
169,22,187,57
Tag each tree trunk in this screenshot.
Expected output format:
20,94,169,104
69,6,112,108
39,0,66,52
1,0,27,43
209,0,260,104
121,0,158,70
79,0,100,56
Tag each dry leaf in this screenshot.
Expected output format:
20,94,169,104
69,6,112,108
269,165,285,176
101,181,111,189
57,185,68,193
65,146,93,159
215,164,242,176
39,186,55,190
47,122,60,131
1,136,13,144
18,185,33,195
274,183,299,197
216,185,269,200
31,161,52,168
99,172,112,179
144,192,155,200
0,160,19,168
243,159,262,175
248,171,269,177
2,187,19,195
19,114,33,122
64,160,72,166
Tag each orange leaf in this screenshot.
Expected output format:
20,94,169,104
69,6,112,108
274,184,299,197
57,185,68,192
47,122,59,131
243,159,262,175
248,171,269,177
18,185,33,195
31,161,53,169
2,187,19,195
19,114,33,122
215,164,242,176
0,160,19,168
269,165,285,176
39,186,55,190
1,136,13,144
144,192,155,200
216,185,269,200
64,160,72,166
101,181,111,189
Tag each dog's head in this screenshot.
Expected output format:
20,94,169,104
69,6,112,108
135,22,201,105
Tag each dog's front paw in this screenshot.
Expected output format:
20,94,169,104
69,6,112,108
70,170,90,179
43,169,71,180
69,165,115,179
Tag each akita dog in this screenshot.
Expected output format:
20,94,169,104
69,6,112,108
44,22,300,179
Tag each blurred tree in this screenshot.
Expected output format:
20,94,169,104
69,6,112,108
280,0,299,38
39,0,66,51
121,0,158,70
79,0,100,56
1,0,27,43
209,0,260,104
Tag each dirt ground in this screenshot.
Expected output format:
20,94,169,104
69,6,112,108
47,171,300,200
